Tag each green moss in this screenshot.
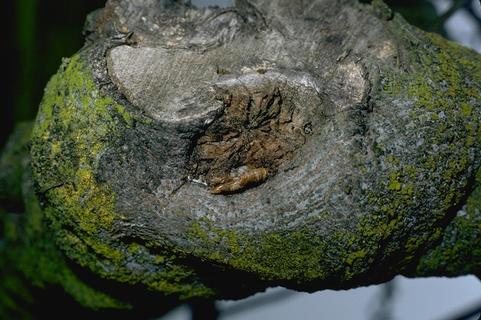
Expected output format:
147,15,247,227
416,168,481,276
187,220,335,282
388,172,402,191
31,53,130,278
0,124,128,314
14,230,127,310
371,0,393,21
461,102,473,117
346,250,368,266
374,29,481,276
185,214,405,284
30,51,215,301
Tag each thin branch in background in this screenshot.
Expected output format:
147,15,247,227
466,0,481,26
438,300,481,320
218,289,297,318
368,280,397,320
430,0,471,31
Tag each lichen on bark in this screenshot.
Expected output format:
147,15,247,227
0,124,128,318
415,166,481,277
2,0,481,315
30,54,217,300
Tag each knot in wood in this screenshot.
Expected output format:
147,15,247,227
190,71,321,193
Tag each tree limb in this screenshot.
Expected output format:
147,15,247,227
2,0,481,316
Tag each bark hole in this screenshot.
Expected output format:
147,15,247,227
190,82,309,194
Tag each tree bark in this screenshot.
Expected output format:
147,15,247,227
2,0,481,316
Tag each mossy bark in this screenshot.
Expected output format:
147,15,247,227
2,0,481,317
414,167,481,277
0,124,184,319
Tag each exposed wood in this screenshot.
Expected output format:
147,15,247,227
2,0,481,316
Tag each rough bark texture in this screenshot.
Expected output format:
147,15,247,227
2,0,481,315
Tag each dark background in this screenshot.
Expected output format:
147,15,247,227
0,0,105,148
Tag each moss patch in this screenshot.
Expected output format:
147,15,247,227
30,51,214,301
0,124,127,316
415,166,481,276
365,28,481,274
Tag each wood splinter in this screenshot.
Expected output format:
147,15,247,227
210,167,269,194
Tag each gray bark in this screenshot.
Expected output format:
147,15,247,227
3,0,481,315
